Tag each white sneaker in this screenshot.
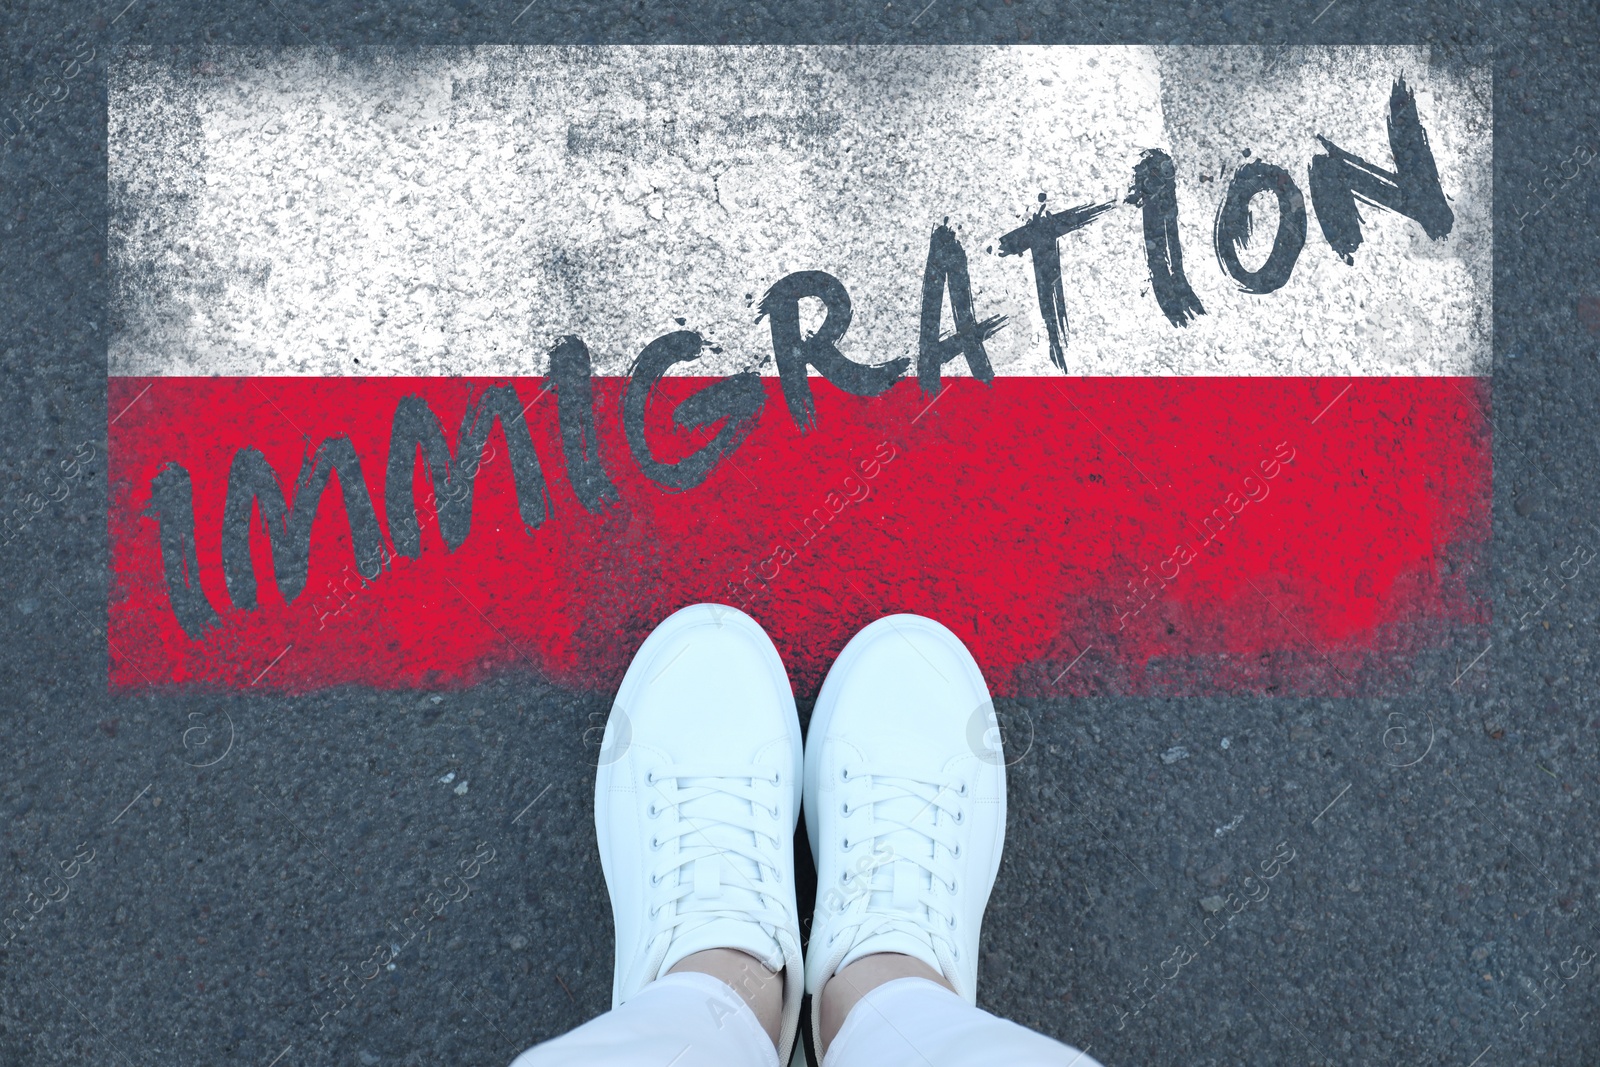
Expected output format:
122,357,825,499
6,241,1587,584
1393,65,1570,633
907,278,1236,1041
595,604,805,1061
803,614,1006,1054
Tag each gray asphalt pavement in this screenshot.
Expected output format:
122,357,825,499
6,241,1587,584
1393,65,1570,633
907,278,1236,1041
2,2,1598,1065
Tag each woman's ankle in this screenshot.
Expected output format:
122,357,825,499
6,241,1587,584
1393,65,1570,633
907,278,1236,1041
818,952,953,1056
668,948,785,1052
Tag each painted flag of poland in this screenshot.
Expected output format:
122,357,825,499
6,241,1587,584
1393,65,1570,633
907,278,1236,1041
107,46,1492,696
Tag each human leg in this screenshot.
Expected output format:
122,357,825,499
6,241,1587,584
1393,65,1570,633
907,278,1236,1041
508,969,780,1067
822,975,1103,1067
509,604,805,1066
803,614,1101,1067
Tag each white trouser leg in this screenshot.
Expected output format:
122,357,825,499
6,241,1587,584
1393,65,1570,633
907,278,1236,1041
508,972,780,1067
822,978,1103,1067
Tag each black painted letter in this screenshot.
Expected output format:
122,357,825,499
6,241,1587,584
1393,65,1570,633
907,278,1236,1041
758,271,909,433
1127,151,1205,326
1213,161,1307,295
385,386,552,556
1309,77,1454,264
624,331,765,491
385,396,456,559
222,437,387,611
918,221,1006,394
146,462,221,640
549,335,618,513
998,199,1116,371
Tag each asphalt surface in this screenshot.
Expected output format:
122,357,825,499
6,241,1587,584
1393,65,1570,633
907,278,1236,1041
2,2,1599,1065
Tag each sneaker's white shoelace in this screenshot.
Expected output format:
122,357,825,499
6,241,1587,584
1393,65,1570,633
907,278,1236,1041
829,769,965,962
645,766,791,957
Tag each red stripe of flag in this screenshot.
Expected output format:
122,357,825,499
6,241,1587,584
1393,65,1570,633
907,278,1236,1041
107,374,1489,696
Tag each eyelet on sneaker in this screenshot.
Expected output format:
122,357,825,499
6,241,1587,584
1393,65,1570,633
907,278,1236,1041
841,802,851,816
647,804,660,818
839,870,851,885
840,767,851,782
948,878,959,893
956,781,968,797
952,844,961,858
954,810,964,824
650,836,662,851
650,873,661,886
841,836,851,851
645,770,658,785
946,915,957,929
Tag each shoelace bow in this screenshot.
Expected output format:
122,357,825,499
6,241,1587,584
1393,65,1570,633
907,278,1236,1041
832,770,966,958
645,766,792,941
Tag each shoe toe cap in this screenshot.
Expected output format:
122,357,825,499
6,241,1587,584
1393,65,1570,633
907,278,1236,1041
825,617,992,763
617,606,797,767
